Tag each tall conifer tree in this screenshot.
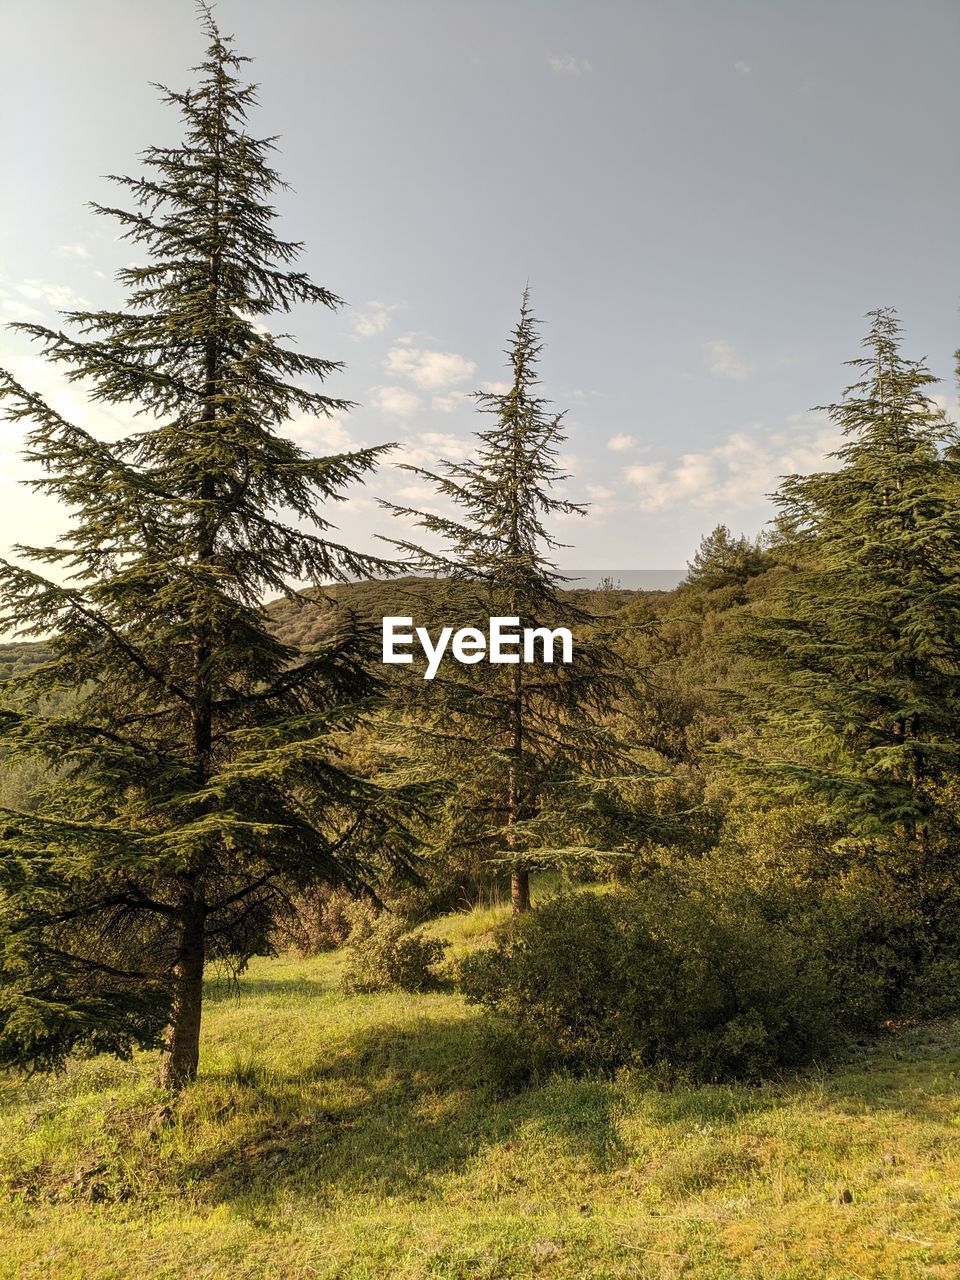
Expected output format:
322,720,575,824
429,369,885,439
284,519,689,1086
738,308,960,847
384,293,632,914
0,9,414,1086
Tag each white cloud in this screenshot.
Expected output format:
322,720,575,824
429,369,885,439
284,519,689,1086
483,380,512,395
704,338,751,382
385,346,476,391
557,453,581,475
734,61,752,75
586,484,615,501
548,54,593,75
234,307,273,337
623,415,842,512
16,279,86,310
607,433,636,451
56,243,91,259
432,392,466,413
394,481,440,503
352,300,398,338
394,431,475,467
0,291,43,322
1,353,141,445
369,385,423,418
285,413,353,453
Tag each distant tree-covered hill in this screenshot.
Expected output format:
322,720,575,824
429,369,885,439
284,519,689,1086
0,641,54,682
0,577,649,680
267,576,647,648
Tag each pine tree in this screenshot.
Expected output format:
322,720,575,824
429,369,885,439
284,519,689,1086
383,292,633,914
0,9,416,1087
737,308,960,846
686,525,771,592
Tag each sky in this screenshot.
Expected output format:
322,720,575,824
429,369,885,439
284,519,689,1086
2,0,959,576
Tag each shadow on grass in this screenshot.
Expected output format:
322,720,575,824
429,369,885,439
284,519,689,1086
178,964,960,1210
177,1006,634,1210
637,1019,960,1130
203,976,332,1003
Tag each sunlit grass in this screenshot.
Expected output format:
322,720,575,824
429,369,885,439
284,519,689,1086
2,901,960,1279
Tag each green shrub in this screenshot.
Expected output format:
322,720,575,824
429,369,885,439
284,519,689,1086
273,884,356,956
341,910,448,994
460,881,839,1083
701,801,960,1027
813,859,960,1024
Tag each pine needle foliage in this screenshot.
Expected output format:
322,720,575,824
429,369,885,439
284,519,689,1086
735,308,960,844
687,525,772,592
0,7,417,1087
382,293,637,913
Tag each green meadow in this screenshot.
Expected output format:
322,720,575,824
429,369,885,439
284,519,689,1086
3,896,959,1280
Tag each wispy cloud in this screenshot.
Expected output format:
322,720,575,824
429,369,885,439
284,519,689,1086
285,413,354,453
394,431,475,468
623,415,842,511
586,484,615,502
352,300,399,338
704,338,751,382
16,278,86,310
734,61,752,75
369,385,423,418
56,243,91,259
385,346,476,391
2,352,139,440
548,54,593,75
607,433,636,451
0,290,42,323
432,392,466,413
927,392,960,424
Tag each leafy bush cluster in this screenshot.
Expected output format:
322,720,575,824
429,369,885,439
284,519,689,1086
459,848,960,1083
272,885,356,956
341,906,448,995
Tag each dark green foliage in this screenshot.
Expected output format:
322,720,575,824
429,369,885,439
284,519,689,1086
271,884,356,956
460,884,840,1082
0,10,418,1084
686,525,772,592
341,906,448,994
382,294,644,912
735,309,960,844
461,822,960,1083
709,795,960,1027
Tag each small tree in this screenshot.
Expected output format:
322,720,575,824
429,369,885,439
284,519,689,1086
384,293,633,913
686,525,771,592
737,308,960,848
0,9,416,1087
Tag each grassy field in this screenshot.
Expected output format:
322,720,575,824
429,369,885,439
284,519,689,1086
2,902,960,1279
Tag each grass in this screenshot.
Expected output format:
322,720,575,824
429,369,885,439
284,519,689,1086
2,906,960,1278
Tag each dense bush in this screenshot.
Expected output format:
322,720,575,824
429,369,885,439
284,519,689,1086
706,799,960,1026
459,882,842,1083
341,908,448,994
272,885,356,956
461,810,960,1084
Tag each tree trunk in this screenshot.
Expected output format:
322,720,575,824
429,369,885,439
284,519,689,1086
162,90,221,1093
511,867,530,915
158,900,205,1090
507,658,531,917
